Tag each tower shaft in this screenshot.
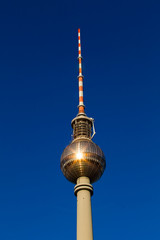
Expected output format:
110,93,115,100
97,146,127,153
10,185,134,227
74,177,93,240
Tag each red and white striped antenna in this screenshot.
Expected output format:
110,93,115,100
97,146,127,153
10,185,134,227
78,29,85,115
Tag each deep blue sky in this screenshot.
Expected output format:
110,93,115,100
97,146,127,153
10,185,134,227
0,0,160,239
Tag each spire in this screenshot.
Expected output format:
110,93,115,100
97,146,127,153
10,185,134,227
78,29,85,115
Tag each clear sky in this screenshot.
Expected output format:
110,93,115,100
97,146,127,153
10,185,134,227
0,0,160,239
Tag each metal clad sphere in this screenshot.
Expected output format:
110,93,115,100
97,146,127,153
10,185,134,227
60,139,106,183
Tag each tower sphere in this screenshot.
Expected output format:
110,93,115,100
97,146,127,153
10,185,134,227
60,138,106,184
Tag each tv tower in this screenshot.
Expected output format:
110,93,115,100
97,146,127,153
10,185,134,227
60,29,106,240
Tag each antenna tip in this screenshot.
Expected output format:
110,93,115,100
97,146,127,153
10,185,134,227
78,28,80,33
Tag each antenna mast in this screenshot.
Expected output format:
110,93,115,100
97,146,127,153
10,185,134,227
78,29,85,115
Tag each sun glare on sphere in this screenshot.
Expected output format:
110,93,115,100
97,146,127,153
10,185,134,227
76,152,83,159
